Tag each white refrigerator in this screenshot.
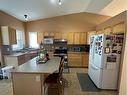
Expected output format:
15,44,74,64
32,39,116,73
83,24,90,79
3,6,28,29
88,34,123,89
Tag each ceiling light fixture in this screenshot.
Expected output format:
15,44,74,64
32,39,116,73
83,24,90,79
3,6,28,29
24,15,28,21
58,0,62,5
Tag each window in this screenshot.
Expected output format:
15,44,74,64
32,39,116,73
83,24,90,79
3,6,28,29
29,32,39,48
12,30,25,50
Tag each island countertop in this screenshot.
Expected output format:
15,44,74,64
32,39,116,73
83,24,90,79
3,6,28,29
11,57,61,74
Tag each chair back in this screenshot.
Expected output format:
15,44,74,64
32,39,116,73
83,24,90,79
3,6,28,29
57,57,64,81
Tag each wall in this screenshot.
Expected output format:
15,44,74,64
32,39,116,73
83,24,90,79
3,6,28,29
0,11,25,46
119,11,127,95
0,11,25,66
96,11,126,30
0,11,25,31
26,12,111,45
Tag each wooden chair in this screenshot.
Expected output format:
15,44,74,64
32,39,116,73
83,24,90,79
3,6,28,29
44,57,64,95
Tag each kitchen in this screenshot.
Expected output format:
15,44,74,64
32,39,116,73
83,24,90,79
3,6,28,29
0,0,126,95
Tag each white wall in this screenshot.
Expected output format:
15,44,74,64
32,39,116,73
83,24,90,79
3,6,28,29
119,13,127,95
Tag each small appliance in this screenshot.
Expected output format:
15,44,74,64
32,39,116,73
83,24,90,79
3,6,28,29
43,36,54,44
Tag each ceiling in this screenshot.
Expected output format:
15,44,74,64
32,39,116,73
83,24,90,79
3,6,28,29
0,0,126,21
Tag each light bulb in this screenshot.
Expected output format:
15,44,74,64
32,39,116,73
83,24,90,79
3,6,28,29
59,1,62,5
24,15,28,21
59,0,62,5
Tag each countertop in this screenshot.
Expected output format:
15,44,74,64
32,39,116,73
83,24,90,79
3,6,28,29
68,51,89,54
11,57,61,74
5,51,38,57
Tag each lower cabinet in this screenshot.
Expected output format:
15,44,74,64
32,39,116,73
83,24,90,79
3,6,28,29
82,54,89,67
68,53,89,67
12,73,43,95
4,52,37,67
68,53,82,67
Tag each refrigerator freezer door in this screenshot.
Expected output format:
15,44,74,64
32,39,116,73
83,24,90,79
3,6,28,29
101,69,118,89
89,36,96,65
88,63,102,88
93,34,105,68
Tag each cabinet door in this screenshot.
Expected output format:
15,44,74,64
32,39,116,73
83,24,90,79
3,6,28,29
18,55,25,65
80,32,87,44
68,53,82,67
37,32,44,44
9,27,16,45
12,74,42,95
112,22,125,34
82,54,89,67
87,31,96,44
74,32,80,44
104,27,112,34
61,32,68,40
68,32,74,44
96,30,103,34
54,32,62,39
43,32,49,36
49,32,55,37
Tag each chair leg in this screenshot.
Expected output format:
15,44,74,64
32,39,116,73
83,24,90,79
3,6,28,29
44,84,49,95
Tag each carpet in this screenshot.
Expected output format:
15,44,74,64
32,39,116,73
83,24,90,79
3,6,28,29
77,73,100,92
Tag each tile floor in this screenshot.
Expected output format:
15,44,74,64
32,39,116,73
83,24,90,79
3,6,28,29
63,68,118,95
0,68,118,95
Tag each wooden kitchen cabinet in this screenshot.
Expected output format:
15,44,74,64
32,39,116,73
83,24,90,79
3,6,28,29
43,32,49,36
82,53,89,67
61,32,68,40
4,52,37,67
49,32,55,36
68,53,82,67
68,32,74,44
12,73,42,95
104,27,112,34
80,32,87,44
18,55,26,65
112,22,124,34
96,30,103,34
68,52,89,67
54,32,62,39
37,32,44,44
74,32,80,44
1,26,16,45
87,31,96,44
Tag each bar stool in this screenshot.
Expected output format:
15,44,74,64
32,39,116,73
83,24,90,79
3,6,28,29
44,57,64,95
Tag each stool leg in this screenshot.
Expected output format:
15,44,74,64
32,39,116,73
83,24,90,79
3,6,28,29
44,84,49,95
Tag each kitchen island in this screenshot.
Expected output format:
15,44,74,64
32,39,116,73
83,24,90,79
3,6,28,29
11,57,61,95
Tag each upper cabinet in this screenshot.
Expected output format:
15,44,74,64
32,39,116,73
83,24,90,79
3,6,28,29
61,32,68,40
74,32,80,44
37,32,44,44
54,32,62,39
104,27,112,34
112,22,124,34
37,31,88,45
96,30,103,34
1,26,16,45
67,32,74,44
80,32,87,44
87,31,96,44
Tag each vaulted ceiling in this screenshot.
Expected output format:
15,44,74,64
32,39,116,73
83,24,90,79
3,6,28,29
0,0,126,21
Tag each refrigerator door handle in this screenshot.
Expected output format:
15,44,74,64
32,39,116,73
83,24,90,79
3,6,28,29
91,64,99,70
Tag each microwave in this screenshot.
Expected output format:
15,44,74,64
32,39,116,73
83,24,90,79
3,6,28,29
43,36,53,44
